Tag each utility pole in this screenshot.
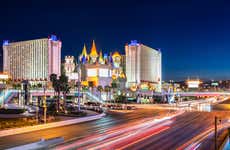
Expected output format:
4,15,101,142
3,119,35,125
215,116,221,150
43,84,47,124
36,97,39,124
215,116,217,150
77,63,81,112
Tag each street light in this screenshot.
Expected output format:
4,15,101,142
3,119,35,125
77,62,81,112
215,116,221,150
43,83,47,124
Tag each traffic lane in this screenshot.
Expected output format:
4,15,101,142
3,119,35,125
123,112,203,150
0,109,171,149
124,112,217,150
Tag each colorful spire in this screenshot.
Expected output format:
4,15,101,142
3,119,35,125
80,44,88,64
90,40,98,57
112,51,121,59
81,44,88,57
99,50,105,64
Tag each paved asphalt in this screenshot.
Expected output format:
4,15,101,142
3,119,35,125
55,110,230,150
1,107,230,150
0,109,171,149
124,111,230,150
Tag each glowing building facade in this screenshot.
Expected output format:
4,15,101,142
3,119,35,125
79,40,125,87
125,40,162,92
64,56,78,81
3,35,61,81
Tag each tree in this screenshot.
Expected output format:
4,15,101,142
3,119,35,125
88,82,94,94
111,81,117,103
59,74,70,111
50,74,57,83
104,85,111,103
50,73,70,112
50,74,60,112
97,85,103,101
37,83,43,88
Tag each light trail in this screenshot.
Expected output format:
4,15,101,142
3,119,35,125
177,122,230,150
55,111,184,150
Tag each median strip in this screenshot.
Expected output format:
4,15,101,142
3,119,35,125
0,113,106,138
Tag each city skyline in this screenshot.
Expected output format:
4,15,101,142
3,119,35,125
0,0,229,81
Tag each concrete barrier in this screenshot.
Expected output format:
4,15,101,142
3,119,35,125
7,137,64,150
0,113,106,138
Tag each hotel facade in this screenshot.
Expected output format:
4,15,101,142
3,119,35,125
125,40,162,92
3,35,61,81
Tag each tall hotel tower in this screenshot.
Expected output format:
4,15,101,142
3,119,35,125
3,35,61,81
125,40,162,92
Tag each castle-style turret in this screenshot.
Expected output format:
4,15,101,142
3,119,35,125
82,44,88,57
79,44,88,64
112,51,121,68
90,40,98,63
99,50,105,64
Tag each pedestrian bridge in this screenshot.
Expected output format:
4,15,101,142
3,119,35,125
1,89,230,105
0,89,103,105
140,91,230,97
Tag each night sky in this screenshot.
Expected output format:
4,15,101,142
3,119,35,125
0,0,229,81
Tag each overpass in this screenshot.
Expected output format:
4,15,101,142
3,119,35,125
138,91,230,97
1,89,230,105
0,89,104,105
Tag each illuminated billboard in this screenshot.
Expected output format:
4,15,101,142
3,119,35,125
67,73,78,80
187,80,201,88
99,69,109,77
0,74,9,80
87,69,97,77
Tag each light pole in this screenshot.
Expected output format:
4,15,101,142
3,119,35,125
43,83,47,124
214,116,221,150
1,89,5,108
77,63,81,112
36,97,39,124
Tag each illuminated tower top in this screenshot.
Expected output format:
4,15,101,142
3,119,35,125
99,50,105,64
89,40,98,63
79,44,88,64
112,51,121,68
81,44,88,57
90,40,98,58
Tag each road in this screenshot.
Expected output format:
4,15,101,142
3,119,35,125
54,110,230,150
125,111,230,150
0,109,171,149
1,106,230,149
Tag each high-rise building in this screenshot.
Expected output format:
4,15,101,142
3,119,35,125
3,35,61,81
125,40,162,92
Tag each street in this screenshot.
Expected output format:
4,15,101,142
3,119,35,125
55,110,230,150
1,107,230,149
0,109,170,149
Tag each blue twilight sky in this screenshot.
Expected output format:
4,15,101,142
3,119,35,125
0,0,229,81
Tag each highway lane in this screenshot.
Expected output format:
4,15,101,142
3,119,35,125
125,111,230,150
0,109,171,149
54,110,230,150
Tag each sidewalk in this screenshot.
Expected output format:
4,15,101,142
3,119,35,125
0,112,105,138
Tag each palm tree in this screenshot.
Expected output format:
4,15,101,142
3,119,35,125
111,81,117,104
88,82,94,94
97,85,103,101
104,85,111,103
59,74,70,111
50,74,57,83
50,74,60,112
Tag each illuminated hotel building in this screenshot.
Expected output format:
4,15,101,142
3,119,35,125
125,40,162,92
3,35,61,81
78,40,125,87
